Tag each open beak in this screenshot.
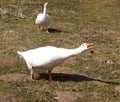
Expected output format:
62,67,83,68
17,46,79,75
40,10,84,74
86,43,93,49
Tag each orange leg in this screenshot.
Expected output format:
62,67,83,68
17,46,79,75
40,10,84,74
46,28,49,33
38,25,42,32
30,67,35,80
48,70,52,81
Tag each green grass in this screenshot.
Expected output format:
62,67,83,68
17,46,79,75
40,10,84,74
0,0,120,102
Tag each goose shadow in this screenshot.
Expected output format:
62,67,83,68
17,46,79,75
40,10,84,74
48,28,69,33
48,28,62,33
38,73,120,85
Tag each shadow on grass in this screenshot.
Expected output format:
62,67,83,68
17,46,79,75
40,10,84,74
38,73,120,85
48,28,69,33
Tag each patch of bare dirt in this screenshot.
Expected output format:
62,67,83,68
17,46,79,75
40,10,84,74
0,93,16,102
80,28,94,34
64,57,79,66
115,61,120,65
55,91,83,102
52,67,78,74
0,55,15,66
102,29,120,35
104,0,119,4
0,74,30,82
93,81,106,87
111,70,120,74
92,92,99,100
94,56,108,63
114,86,120,93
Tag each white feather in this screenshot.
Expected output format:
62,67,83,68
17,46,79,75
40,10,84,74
17,43,92,71
35,2,50,28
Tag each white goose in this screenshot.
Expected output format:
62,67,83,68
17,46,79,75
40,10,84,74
17,43,93,81
35,2,50,33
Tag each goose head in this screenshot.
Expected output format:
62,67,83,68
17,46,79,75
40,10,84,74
44,2,48,7
79,43,93,52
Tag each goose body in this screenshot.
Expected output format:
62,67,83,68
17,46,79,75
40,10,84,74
17,43,93,81
35,2,50,33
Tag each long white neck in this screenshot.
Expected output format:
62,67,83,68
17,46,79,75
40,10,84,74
70,47,86,56
63,47,87,59
43,5,47,14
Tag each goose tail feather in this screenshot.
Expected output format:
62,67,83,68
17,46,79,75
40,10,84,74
17,51,24,58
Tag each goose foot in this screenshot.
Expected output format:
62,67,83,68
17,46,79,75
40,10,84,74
38,25,42,33
46,28,49,33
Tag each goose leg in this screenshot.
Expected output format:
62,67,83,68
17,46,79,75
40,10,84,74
30,67,35,80
38,25,42,32
46,28,49,33
48,70,52,81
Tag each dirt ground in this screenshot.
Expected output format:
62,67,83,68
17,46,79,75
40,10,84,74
0,93,16,102
55,91,83,102
0,67,119,102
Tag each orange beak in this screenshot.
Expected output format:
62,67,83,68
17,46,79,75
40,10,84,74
86,43,93,49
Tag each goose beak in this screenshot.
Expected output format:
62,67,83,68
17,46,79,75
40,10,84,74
46,3,48,5
45,2,48,6
86,43,93,49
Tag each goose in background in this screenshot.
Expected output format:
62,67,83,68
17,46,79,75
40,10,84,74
17,43,93,81
35,2,50,33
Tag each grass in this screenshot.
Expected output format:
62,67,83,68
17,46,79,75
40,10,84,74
0,0,120,102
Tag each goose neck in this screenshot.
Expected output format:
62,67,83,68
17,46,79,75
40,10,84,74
70,47,85,56
43,6,47,14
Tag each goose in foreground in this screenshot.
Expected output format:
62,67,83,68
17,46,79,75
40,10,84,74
17,43,93,81
35,2,50,33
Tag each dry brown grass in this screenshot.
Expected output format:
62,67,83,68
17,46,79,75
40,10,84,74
0,93,16,102
0,0,120,102
56,91,83,102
